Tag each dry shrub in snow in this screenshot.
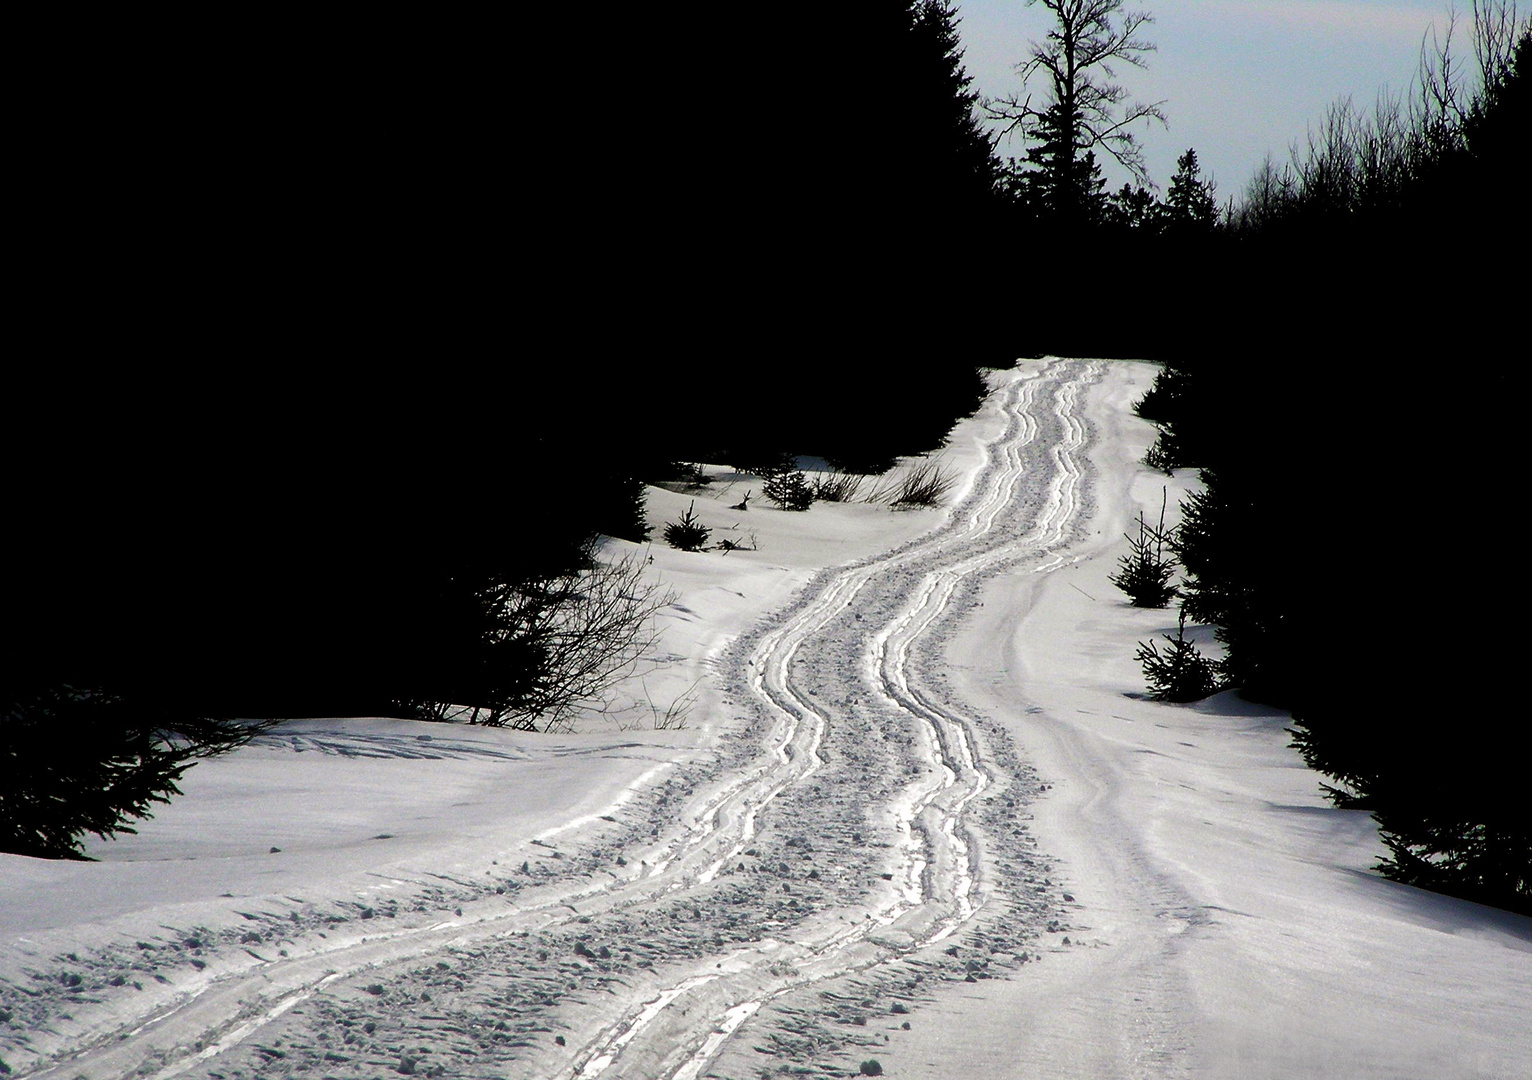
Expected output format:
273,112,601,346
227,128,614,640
810,470,866,502
872,458,956,507
396,541,674,733
620,677,699,731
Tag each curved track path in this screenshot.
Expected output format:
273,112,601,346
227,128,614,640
560,358,1103,1078
24,360,1105,1080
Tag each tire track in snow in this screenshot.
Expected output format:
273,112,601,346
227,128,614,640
565,359,1104,1078
22,568,893,1080
22,361,1100,1080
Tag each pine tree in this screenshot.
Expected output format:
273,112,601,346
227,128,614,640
901,1,1001,213
1,687,269,859
1106,182,1160,231
1162,148,1217,233
1015,104,1110,225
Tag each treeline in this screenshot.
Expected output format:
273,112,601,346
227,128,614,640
1135,13,1529,914
974,1,1529,912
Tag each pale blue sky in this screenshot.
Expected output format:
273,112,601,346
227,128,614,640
955,0,1462,199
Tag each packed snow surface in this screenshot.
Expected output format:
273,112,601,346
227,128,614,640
3,360,1527,1079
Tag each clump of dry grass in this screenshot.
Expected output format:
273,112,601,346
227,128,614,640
869,458,956,508
810,470,866,502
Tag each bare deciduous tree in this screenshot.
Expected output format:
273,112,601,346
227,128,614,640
503,545,673,732
399,540,675,734
1471,0,1526,84
988,0,1167,192
1224,0,1526,232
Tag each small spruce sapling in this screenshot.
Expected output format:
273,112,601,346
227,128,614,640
1109,488,1179,607
1136,608,1221,702
663,501,711,551
763,469,815,511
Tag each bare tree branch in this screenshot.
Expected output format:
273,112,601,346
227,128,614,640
985,0,1166,191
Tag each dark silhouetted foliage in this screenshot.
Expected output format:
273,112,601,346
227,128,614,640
1,687,269,859
1150,8,1529,914
7,2,1031,853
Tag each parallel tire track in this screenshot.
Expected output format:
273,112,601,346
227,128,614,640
566,359,1102,1077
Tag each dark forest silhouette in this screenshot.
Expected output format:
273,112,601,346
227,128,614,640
5,3,1005,857
1135,10,1529,915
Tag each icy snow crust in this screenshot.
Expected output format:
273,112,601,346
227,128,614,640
2,360,1528,1079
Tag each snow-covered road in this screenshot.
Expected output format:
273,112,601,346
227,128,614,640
5,359,1528,1080
562,359,1105,1078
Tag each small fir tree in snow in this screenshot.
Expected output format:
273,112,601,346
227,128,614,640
663,501,711,551
1109,490,1179,607
763,468,815,511
1136,608,1221,702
